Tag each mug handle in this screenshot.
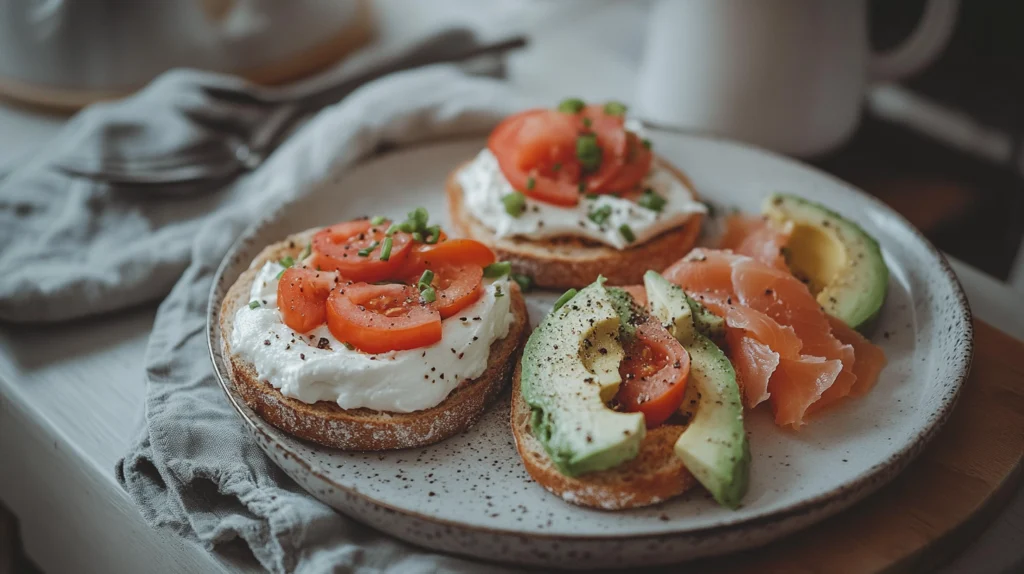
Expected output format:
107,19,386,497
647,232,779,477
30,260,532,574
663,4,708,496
869,0,959,81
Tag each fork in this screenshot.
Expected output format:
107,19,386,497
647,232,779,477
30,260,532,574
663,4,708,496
55,32,527,187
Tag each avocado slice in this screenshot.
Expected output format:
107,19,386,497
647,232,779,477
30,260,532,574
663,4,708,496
644,271,750,508
520,279,646,477
763,193,888,330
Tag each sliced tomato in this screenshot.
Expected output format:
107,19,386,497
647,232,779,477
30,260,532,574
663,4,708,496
429,264,484,319
312,220,412,282
488,104,652,207
326,283,441,353
614,318,690,428
489,109,581,207
407,238,496,271
277,268,335,333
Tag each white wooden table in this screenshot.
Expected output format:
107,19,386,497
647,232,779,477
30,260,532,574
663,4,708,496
1,2,1021,573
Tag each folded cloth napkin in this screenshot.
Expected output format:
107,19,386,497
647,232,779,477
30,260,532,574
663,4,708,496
106,65,534,573
0,27,485,324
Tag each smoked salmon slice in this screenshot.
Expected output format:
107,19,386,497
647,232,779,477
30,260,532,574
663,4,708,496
697,292,802,359
769,356,843,428
828,315,887,397
725,329,777,409
662,248,744,296
720,215,791,270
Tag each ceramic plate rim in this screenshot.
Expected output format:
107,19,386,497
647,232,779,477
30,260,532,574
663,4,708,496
207,132,973,541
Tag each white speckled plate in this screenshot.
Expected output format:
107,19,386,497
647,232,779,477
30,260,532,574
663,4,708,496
208,134,972,569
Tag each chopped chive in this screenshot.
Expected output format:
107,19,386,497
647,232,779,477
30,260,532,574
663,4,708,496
342,341,355,350
412,231,424,242
503,191,526,217
494,284,504,298
379,236,393,261
557,97,585,113
552,162,562,172
409,207,429,230
588,204,612,225
553,288,578,312
370,215,386,226
584,193,599,200
397,221,415,233
578,181,587,193
637,188,667,212
385,224,399,236
581,117,592,129
576,134,601,171
619,224,636,243
526,176,536,190
603,101,628,116
276,268,286,279
279,256,294,268
357,240,378,257
248,300,261,309
418,269,434,289
483,261,511,278
642,138,652,150
512,273,534,292
298,242,312,261
421,286,437,303
424,225,441,244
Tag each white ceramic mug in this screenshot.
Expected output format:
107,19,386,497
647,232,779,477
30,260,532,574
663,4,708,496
634,0,959,157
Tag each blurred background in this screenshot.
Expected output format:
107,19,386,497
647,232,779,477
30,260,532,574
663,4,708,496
2,0,1020,287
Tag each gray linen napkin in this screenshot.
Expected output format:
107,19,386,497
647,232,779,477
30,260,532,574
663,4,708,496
108,65,533,573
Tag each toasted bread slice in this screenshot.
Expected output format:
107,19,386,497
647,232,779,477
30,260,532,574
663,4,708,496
219,229,529,451
510,361,696,510
446,157,703,290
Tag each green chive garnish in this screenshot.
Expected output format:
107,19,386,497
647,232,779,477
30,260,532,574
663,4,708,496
483,261,511,278
418,269,434,289
397,221,415,233
248,300,261,309
588,204,612,225
503,191,526,218
342,342,355,350
553,288,578,312
576,134,601,171
526,176,536,190
637,188,667,212
421,286,437,303
385,224,399,236
424,225,441,244
379,236,393,261
557,97,585,113
410,207,429,230
370,215,386,226
357,241,378,257
494,284,504,298
584,193,599,200
276,269,286,279
298,242,312,261
619,224,636,243
578,181,587,193
642,138,652,150
604,101,628,116
512,273,534,292
412,231,424,242
279,256,294,268
582,117,592,129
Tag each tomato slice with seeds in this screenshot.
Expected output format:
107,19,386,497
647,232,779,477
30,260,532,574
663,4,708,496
277,268,335,333
488,104,653,207
428,264,484,319
407,238,496,271
404,238,494,319
326,283,441,354
312,220,412,282
615,318,690,428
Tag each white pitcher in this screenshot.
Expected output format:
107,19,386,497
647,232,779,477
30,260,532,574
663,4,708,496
634,0,959,157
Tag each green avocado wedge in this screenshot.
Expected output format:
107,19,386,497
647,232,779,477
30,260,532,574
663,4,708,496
519,279,646,477
644,271,751,508
763,193,888,330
